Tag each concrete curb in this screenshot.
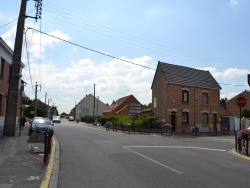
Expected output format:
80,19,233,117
40,135,59,188
229,148,250,161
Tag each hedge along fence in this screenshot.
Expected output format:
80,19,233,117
99,115,162,128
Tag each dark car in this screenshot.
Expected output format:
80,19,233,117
28,118,54,136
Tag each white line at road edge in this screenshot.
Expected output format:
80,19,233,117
123,146,183,175
125,146,227,152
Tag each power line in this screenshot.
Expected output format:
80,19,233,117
42,2,248,70
28,27,156,71
28,27,248,88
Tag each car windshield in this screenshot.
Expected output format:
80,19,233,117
33,119,51,125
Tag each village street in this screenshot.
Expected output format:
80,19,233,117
52,119,250,188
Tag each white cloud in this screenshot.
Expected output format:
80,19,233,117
22,55,155,113
1,24,71,60
230,0,239,5
197,67,248,80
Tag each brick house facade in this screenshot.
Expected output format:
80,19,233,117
226,90,250,117
103,94,142,116
151,61,221,132
0,37,25,131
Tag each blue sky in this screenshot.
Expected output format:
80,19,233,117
0,0,249,114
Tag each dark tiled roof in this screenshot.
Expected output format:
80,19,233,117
159,61,221,90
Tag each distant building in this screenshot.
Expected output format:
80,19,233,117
226,90,250,117
73,94,108,120
0,37,25,131
151,61,221,132
28,99,57,118
103,94,142,116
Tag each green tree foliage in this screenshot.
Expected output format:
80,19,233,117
22,96,34,105
147,102,152,109
24,106,45,118
61,112,67,116
220,97,228,109
242,109,250,118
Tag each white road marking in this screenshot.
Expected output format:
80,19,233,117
125,146,227,152
123,146,183,175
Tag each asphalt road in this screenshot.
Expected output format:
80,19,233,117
53,119,250,188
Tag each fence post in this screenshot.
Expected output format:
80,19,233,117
238,137,241,153
44,133,48,165
246,137,249,156
235,132,238,150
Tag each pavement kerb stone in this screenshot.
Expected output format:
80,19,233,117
40,135,58,188
229,148,250,161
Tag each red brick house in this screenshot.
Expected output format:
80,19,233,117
0,37,25,131
226,90,250,117
103,94,142,116
151,61,221,132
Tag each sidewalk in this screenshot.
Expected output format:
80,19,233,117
0,125,58,188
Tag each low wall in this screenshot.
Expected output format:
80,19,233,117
0,116,19,132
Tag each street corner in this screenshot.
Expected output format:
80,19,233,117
229,148,250,161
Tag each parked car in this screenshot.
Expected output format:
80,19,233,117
29,116,44,124
52,116,61,123
28,118,54,136
68,116,74,121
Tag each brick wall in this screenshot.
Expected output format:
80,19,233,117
152,71,220,132
226,90,250,117
0,58,10,116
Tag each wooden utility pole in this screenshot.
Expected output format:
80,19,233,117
3,0,27,136
4,0,43,136
93,83,95,124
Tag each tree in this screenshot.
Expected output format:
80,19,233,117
61,112,67,116
242,109,250,118
220,97,228,109
22,96,33,105
147,102,152,108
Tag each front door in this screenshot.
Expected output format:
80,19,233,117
171,112,176,131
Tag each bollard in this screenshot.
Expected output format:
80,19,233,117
235,132,238,150
44,133,48,165
246,137,249,156
238,137,241,153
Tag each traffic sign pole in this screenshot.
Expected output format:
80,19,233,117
236,96,246,130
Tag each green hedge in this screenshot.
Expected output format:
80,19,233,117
99,115,161,128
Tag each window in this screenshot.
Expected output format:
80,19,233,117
0,58,4,78
202,93,209,104
182,90,189,102
182,112,189,124
202,113,209,125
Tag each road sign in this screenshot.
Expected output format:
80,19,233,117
236,96,246,108
129,103,142,114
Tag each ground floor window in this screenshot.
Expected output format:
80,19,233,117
182,112,189,125
202,113,209,125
